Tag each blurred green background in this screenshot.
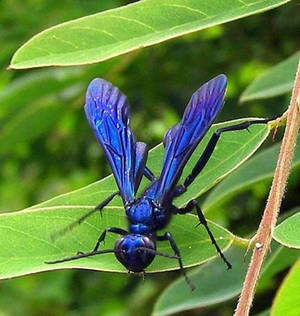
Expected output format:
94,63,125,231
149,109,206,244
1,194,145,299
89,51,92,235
0,0,299,315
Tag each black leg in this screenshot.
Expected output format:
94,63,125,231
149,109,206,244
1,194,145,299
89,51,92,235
45,248,116,264
96,192,120,218
173,200,232,269
46,227,127,265
144,166,156,182
92,227,128,252
173,118,274,197
157,232,195,291
52,166,156,241
51,191,120,240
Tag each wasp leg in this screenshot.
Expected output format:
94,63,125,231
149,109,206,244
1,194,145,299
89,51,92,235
144,166,156,181
51,192,120,241
173,118,275,198
45,248,116,264
173,200,232,269
156,232,195,291
92,227,128,252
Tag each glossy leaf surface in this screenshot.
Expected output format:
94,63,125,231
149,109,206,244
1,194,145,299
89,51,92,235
0,68,82,119
153,246,248,316
203,141,300,212
153,243,299,316
10,0,290,69
240,51,299,102
0,100,66,154
31,118,271,209
0,208,233,279
0,118,271,279
270,260,300,316
273,212,300,249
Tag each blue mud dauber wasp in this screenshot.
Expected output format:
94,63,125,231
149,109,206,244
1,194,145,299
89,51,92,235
47,74,273,289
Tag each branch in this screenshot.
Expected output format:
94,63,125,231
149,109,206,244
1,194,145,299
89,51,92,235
234,59,300,316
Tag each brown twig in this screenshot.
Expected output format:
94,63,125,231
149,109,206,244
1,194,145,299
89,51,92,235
234,59,300,316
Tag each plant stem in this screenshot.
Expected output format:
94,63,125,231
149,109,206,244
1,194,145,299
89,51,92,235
234,60,300,316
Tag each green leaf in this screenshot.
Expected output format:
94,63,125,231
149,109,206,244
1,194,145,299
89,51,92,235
0,99,66,154
0,208,233,279
10,0,290,69
0,58,128,153
240,51,300,102
0,118,271,279
0,58,119,120
203,141,300,212
0,68,83,119
257,240,300,291
152,242,299,316
31,118,271,209
273,212,300,249
271,260,300,316
153,246,248,316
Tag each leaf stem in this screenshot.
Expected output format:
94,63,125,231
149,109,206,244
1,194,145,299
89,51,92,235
232,236,250,248
234,59,300,316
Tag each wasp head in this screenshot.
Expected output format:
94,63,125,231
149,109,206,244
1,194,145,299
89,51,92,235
114,234,156,272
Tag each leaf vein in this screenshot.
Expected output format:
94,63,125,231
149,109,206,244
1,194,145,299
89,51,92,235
236,0,248,5
163,4,208,17
108,14,157,32
0,225,62,251
71,26,119,41
52,35,79,49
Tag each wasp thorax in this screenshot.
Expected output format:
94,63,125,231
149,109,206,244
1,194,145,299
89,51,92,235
127,198,153,224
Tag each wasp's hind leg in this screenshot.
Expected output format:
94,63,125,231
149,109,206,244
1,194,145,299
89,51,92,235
172,201,232,270
173,118,276,198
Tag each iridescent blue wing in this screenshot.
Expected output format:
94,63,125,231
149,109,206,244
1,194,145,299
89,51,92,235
153,74,227,204
134,142,148,192
84,78,147,204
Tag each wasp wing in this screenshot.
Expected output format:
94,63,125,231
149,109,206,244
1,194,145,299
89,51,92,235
84,78,147,204
153,74,227,204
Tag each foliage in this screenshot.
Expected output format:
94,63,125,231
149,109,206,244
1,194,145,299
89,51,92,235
203,141,300,213
270,260,300,316
10,0,291,69
240,50,300,102
273,212,300,249
153,242,299,315
0,119,271,279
